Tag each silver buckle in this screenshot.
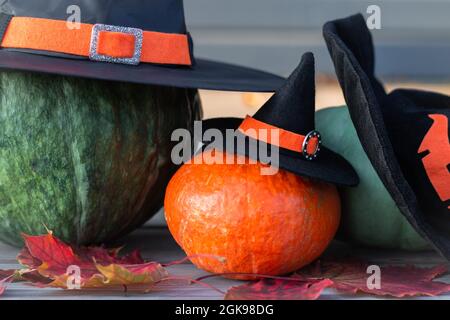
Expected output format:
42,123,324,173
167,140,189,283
302,130,322,161
89,24,143,66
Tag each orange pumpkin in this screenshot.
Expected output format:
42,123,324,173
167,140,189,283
164,150,341,279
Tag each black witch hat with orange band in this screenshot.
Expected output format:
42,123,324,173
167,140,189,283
0,0,284,91
324,14,450,260
202,53,359,186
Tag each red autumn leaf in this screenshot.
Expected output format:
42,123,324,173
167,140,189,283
17,247,46,272
14,249,53,286
224,259,450,300
0,270,16,296
0,279,10,295
14,232,169,290
3,232,221,295
0,269,51,296
20,271,53,287
225,278,333,300
296,259,450,298
76,247,144,265
20,232,145,278
0,270,15,279
21,232,89,275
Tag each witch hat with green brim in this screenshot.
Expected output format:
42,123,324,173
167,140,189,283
201,52,359,186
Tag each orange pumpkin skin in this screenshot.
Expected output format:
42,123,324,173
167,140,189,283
164,150,341,279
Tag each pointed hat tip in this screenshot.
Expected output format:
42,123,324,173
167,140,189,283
253,52,316,134
288,52,315,82
301,52,315,66
279,52,315,99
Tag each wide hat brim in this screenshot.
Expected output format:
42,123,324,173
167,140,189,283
201,117,359,187
323,14,450,259
0,49,285,92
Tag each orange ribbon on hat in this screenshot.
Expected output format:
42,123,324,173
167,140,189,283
238,116,321,159
418,114,450,209
1,17,192,66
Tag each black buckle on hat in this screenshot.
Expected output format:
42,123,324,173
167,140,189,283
89,23,143,66
302,130,322,161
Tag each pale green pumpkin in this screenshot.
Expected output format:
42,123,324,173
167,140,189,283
316,106,429,250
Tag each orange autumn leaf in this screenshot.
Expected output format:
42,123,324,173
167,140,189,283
47,262,168,290
95,262,169,286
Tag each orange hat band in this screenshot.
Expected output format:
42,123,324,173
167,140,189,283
238,116,322,160
1,17,192,66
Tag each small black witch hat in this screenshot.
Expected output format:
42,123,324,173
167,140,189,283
202,52,359,186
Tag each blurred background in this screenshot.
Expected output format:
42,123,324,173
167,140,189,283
186,0,450,116
151,0,450,224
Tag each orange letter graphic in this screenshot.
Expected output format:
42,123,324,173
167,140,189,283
418,114,450,209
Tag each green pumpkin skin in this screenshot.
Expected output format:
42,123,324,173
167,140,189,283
316,106,429,251
0,71,201,247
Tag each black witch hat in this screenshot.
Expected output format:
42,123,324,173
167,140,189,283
323,14,450,259
0,0,283,92
202,53,359,186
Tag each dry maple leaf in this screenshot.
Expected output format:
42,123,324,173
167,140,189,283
16,232,168,290
225,278,333,300
4,232,450,299
0,270,16,295
47,261,169,290
224,259,450,300
2,232,222,296
0,270,15,279
20,233,143,274
297,259,450,298
95,262,169,287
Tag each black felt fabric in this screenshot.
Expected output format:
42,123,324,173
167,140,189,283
386,90,450,234
0,0,284,92
2,0,188,33
323,14,450,260
200,53,359,187
0,13,12,42
253,53,316,135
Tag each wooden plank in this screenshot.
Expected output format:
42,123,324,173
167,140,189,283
1,227,450,300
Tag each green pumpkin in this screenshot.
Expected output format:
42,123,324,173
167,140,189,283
0,71,201,247
316,106,429,250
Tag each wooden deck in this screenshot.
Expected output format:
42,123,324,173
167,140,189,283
1,227,449,300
